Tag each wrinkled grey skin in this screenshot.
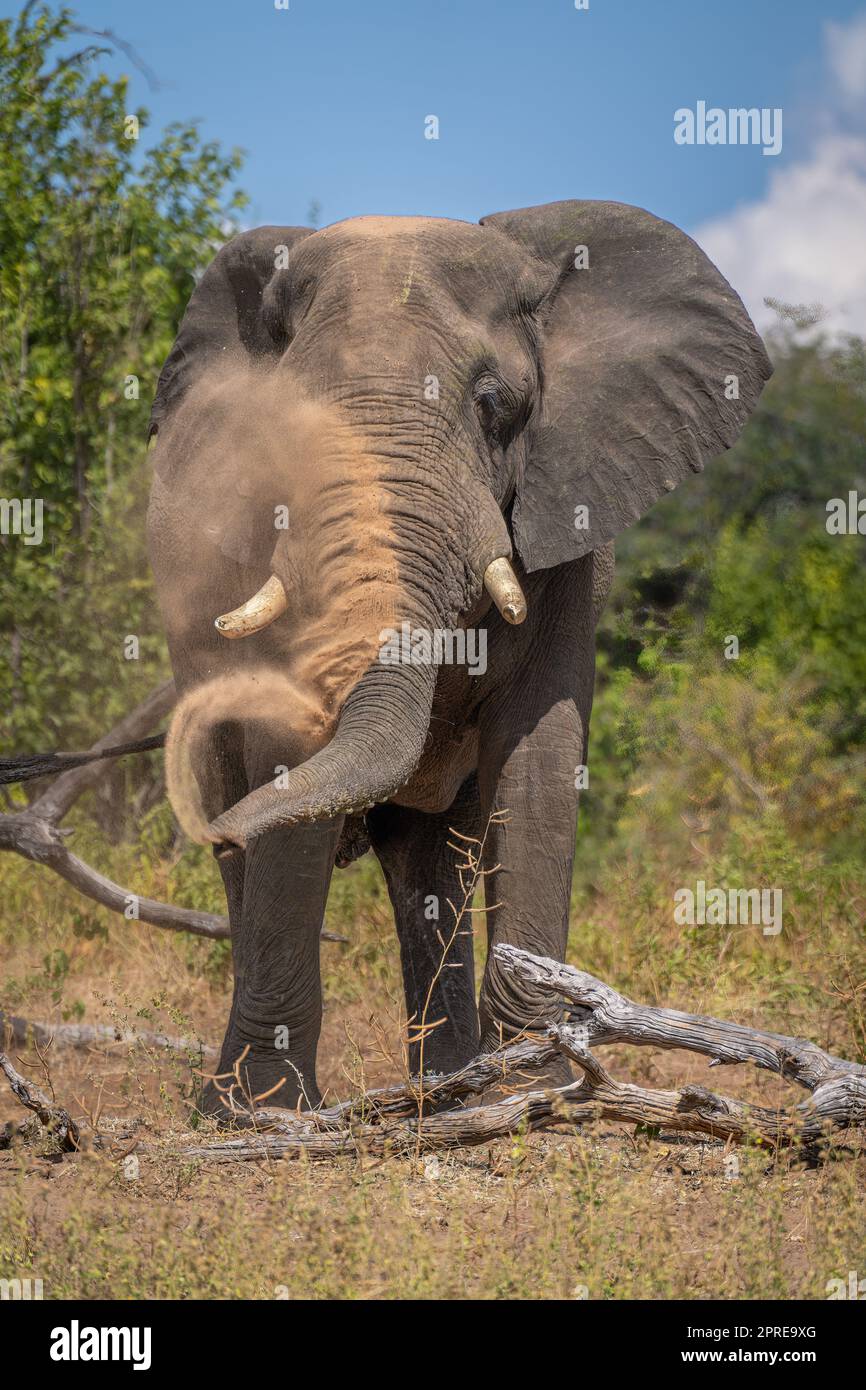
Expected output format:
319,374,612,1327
147,202,772,1110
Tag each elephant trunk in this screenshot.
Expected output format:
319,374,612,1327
206,656,437,849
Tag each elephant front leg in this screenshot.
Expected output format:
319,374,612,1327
207,819,342,1115
367,776,481,1076
477,699,586,1074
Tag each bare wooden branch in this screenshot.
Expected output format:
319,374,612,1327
182,1023,865,1162
0,1049,79,1150
246,1034,564,1131
552,1025,866,1149
0,1010,217,1060
0,810,229,939
0,683,227,938
494,944,865,1092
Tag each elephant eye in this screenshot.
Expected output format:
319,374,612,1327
473,372,529,448
474,373,508,435
476,389,499,431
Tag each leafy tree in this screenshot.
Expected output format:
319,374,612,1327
0,2,246,754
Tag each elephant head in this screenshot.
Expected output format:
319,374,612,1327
148,203,771,848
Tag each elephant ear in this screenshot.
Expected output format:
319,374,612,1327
480,200,772,572
149,225,313,440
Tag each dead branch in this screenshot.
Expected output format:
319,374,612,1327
30,680,175,822
0,1049,79,1150
0,1010,217,1060
494,944,865,1092
0,809,230,938
243,1033,564,1131
178,1023,865,1162
552,1025,866,1149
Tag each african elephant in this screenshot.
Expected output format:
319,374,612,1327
145,201,771,1111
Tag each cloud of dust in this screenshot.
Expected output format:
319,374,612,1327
151,360,408,842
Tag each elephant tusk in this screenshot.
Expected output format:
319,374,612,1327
483,557,527,625
214,575,289,639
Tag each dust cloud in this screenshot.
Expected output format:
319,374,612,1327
150,360,405,842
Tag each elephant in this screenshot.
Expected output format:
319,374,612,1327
145,201,772,1112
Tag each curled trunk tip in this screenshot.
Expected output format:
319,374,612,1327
207,661,438,848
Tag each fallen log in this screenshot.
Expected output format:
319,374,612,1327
0,1049,79,1151
243,1034,564,1131
175,1021,866,1162
0,1010,217,1060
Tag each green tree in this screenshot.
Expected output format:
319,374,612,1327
0,2,246,753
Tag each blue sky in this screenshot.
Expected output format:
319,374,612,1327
7,1,866,330
6,0,859,225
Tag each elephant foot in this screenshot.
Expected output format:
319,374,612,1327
198,1043,322,1121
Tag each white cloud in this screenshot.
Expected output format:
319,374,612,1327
826,12,866,105
693,12,866,338
695,135,866,336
